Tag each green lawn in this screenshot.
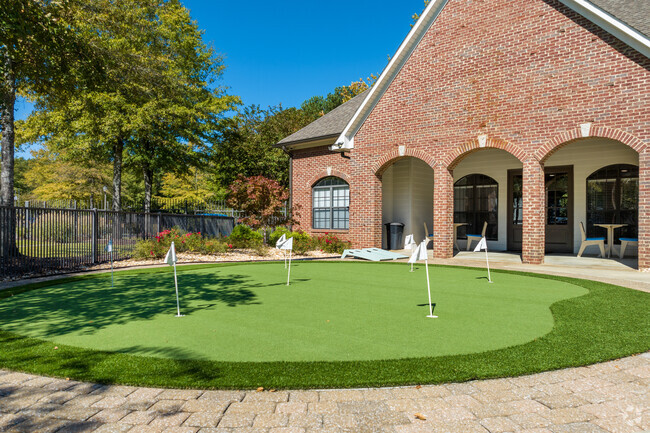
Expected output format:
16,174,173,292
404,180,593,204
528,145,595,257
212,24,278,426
0,262,647,389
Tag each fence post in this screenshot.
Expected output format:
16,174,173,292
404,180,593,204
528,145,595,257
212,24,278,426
91,208,98,264
157,212,161,235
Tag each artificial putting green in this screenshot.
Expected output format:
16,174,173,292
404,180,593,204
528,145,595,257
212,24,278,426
0,262,585,362
0,261,648,389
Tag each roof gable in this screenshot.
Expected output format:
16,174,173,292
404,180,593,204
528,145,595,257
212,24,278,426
332,0,650,152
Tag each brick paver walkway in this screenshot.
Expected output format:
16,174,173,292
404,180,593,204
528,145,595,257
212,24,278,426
1,352,648,433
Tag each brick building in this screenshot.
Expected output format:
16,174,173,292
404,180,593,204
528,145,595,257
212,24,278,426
277,0,650,270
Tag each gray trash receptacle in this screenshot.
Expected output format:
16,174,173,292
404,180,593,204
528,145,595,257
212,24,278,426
385,222,405,250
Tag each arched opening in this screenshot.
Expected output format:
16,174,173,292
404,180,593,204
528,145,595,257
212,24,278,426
312,177,350,230
453,148,522,252
381,157,434,249
545,138,638,255
586,164,638,242
454,174,498,241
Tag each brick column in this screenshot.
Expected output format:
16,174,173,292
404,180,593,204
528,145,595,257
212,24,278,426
350,171,383,248
522,158,545,264
639,150,649,271
433,164,453,259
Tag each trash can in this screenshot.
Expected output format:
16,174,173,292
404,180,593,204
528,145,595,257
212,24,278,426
385,222,405,250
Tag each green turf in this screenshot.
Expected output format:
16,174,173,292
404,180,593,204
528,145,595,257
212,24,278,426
0,262,587,362
0,262,648,389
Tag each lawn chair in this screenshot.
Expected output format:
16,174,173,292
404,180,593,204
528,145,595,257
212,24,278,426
578,222,606,257
619,237,638,259
466,221,487,251
423,222,434,248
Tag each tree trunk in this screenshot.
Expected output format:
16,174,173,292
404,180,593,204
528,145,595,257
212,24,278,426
112,138,123,210
0,54,18,259
1,56,16,207
143,164,153,213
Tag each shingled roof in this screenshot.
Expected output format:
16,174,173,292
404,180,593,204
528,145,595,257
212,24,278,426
276,90,368,148
589,0,650,37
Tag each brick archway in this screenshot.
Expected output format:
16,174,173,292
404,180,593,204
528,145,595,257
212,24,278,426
307,170,351,187
536,125,647,162
373,148,436,177
444,137,527,169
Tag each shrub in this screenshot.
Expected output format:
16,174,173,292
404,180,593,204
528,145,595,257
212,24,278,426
268,227,291,246
316,233,351,254
228,224,263,248
199,239,228,254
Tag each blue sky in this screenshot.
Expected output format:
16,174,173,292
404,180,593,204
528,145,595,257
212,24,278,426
16,0,424,156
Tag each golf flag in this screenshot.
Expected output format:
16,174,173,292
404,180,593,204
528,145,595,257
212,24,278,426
276,233,288,268
408,241,428,264
165,242,183,317
473,237,492,283
278,236,293,250
105,240,114,288
279,237,294,285
405,234,417,272
409,240,436,318
165,242,177,266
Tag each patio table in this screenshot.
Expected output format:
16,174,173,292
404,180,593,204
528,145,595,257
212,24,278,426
594,223,627,258
454,223,468,251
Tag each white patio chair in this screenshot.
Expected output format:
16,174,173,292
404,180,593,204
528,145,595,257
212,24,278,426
423,222,434,248
619,237,638,259
578,222,606,257
466,221,487,251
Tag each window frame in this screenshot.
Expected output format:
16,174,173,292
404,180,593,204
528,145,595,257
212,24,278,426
312,177,350,230
453,174,499,241
586,164,638,241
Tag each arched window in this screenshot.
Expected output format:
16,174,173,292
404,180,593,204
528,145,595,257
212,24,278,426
312,177,349,230
454,174,498,240
586,164,638,240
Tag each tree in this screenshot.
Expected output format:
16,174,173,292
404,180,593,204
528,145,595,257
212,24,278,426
18,0,238,212
157,169,224,206
227,175,298,230
21,148,111,202
213,80,372,191
1,0,99,207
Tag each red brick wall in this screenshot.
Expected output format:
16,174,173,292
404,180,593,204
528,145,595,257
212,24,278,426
291,0,650,268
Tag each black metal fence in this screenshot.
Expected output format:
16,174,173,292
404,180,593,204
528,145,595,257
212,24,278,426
0,206,234,279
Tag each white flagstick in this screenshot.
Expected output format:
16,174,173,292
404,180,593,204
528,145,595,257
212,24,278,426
286,249,292,285
485,243,492,283
173,261,182,316
110,249,114,288
425,253,437,318
284,250,287,269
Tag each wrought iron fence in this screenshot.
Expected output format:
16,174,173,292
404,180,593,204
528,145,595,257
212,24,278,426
0,206,234,279
15,197,275,218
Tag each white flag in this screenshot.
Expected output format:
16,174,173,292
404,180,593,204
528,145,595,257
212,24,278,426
275,234,287,249
408,240,428,263
404,234,416,250
165,241,177,266
473,237,487,252
278,237,293,250
105,240,113,253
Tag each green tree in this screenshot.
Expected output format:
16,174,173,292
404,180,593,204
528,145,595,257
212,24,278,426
18,0,238,212
1,0,99,207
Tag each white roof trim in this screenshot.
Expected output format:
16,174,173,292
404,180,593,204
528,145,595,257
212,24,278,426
559,0,650,58
331,0,449,151
331,0,649,152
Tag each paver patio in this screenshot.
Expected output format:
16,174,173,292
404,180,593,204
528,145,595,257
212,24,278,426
0,352,648,432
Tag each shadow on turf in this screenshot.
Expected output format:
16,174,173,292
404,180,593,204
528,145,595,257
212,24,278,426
0,271,269,338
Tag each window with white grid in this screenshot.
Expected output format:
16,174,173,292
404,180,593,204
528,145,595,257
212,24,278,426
312,177,349,230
